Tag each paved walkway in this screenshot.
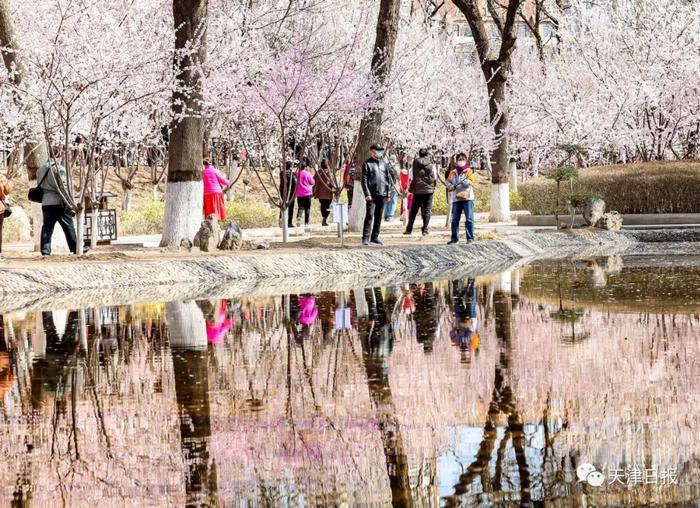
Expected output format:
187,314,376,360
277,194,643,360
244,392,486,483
3,211,545,251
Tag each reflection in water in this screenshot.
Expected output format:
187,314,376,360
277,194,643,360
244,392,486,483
0,257,700,505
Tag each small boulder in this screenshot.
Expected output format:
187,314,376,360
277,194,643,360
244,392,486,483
583,198,606,226
255,240,270,250
180,238,193,252
218,220,243,250
596,211,622,231
193,215,221,252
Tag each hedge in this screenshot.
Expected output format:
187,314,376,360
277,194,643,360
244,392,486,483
519,161,700,215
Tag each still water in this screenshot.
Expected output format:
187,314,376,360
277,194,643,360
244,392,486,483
1,256,700,507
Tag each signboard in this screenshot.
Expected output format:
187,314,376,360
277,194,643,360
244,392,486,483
332,202,348,225
84,209,118,244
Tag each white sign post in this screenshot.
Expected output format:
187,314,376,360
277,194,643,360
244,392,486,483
333,202,348,247
335,291,351,331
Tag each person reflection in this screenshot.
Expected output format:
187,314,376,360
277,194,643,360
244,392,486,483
167,301,219,507
450,278,479,364
298,294,318,341
31,310,80,412
0,315,14,402
412,282,439,353
203,300,233,346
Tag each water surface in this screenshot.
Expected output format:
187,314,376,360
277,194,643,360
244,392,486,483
1,256,699,506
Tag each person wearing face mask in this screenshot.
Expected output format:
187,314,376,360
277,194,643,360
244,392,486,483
360,143,392,245
446,152,476,244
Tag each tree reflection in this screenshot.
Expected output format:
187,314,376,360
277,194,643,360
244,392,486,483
353,287,414,507
167,301,219,507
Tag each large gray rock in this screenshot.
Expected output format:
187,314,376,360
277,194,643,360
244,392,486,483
218,220,243,250
193,215,220,252
583,198,606,226
596,211,623,231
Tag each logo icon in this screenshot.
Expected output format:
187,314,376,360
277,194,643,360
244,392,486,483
577,463,605,487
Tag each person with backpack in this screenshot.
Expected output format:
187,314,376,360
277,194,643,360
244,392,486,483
446,152,477,244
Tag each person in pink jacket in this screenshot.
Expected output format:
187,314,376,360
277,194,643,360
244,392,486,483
202,160,231,220
295,159,315,226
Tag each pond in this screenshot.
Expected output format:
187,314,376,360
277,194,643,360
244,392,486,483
1,256,700,506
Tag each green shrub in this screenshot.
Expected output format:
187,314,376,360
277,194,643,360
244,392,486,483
520,162,700,215
2,214,24,243
510,189,523,210
226,199,279,229
119,199,165,236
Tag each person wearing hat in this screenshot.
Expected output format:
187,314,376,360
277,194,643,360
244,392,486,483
360,143,392,245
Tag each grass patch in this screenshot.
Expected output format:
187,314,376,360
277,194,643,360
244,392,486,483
226,199,279,229
520,161,700,215
118,199,165,236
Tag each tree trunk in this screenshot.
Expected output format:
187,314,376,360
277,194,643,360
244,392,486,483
488,75,511,223
122,187,132,211
75,209,85,255
160,0,207,247
348,0,401,232
509,158,518,192
226,157,237,200
530,150,540,179
0,0,48,251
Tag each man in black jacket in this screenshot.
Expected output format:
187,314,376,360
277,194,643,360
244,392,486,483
361,143,392,245
404,148,436,236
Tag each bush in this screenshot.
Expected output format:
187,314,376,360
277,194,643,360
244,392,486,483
520,161,700,215
226,198,279,229
119,199,165,236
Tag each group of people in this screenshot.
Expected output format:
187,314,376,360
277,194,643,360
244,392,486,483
278,158,335,228
0,142,478,261
357,143,477,246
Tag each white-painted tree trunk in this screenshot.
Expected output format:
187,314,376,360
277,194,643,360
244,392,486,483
90,210,98,250
33,311,46,360
531,151,540,179
31,200,42,251
282,208,289,243
511,270,520,297
160,181,203,247
347,180,366,232
353,288,368,318
78,308,88,351
152,184,160,201
494,270,512,293
75,209,85,255
509,160,518,192
489,182,511,223
166,300,207,350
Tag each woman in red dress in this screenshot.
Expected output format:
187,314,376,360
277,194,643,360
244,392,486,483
202,160,231,220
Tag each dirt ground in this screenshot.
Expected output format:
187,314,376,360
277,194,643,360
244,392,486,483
0,221,504,269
